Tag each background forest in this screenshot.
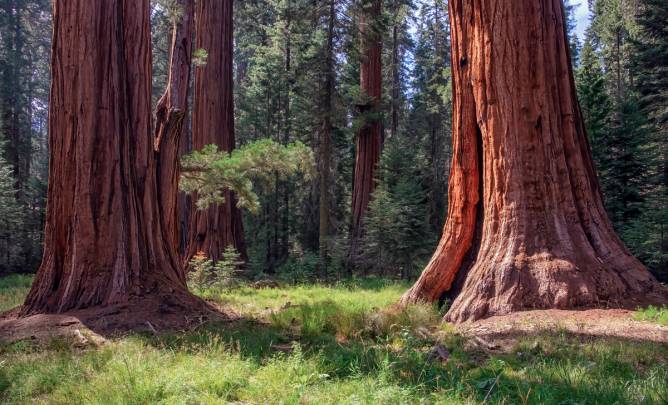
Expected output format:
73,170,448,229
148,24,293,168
0,0,666,282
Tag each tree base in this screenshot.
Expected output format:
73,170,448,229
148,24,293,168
1,291,235,343
442,253,668,323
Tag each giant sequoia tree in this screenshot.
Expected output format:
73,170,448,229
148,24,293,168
350,0,382,251
186,0,246,264
21,0,195,314
401,0,665,322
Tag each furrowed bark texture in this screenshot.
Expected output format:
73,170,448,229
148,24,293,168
351,0,382,247
154,0,194,262
22,0,189,314
401,0,664,322
186,0,247,264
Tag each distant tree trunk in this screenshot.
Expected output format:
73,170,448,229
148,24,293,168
0,0,30,191
154,0,194,264
178,118,192,256
22,0,192,314
186,0,247,264
280,0,292,263
319,0,335,272
350,0,382,257
390,23,399,140
401,0,665,322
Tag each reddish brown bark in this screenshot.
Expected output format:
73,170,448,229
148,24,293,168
186,0,247,264
351,0,382,246
154,0,194,261
401,0,665,322
21,0,191,314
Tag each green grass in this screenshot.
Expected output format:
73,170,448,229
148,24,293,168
634,305,668,326
0,274,32,312
1,276,667,404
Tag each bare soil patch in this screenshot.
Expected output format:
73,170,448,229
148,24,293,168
456,308,668,352
0,293,238,344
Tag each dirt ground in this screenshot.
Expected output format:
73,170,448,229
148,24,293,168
2,305,666,348
456,308,668,352
0,296,237,345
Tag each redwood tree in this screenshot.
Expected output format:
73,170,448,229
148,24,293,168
351,0,382,250
22,0,192,314
154,0,194,261
401,0,665,322
186,0,247,264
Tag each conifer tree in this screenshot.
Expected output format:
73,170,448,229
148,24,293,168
629,0,668,278
408,0,451,232
583,0,663,278
577,33,611,171
0,132,24,271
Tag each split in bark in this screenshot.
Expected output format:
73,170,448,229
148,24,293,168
154,0,194,269
21,0,199,316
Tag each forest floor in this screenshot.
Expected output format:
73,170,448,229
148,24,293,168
1,274,667,404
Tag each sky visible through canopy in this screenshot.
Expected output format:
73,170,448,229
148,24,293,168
573,1,591,40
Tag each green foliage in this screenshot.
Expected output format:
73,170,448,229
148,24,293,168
629,0,668,279
578,0,667,279
2,275,668,404
634,305,668,326
564,1,582,66
357,137,435,278
631,0,668,137
180,139,315,213
187,247,245,292
0,0,49,273
192,48,208,67
0,274,32,312
408,0,452,232
276,251,321,283
0,137,26,272
577,34,611,168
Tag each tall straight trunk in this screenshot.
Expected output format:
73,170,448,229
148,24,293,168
390,23,399,140
178,117,192,255
0,0,30,191
280,0,292,262
319,0,335,271
350,0,382,250
22,0,191,314
154,0,194,262
186,0,247,264
401,0,665,322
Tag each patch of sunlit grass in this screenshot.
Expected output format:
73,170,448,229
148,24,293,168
1,274,667,404
634,305,668,326
0,274,32,312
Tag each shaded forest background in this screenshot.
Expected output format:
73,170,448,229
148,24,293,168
0,0,666,282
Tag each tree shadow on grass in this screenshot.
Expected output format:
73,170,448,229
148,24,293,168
3,296,667,405
131,318,668,403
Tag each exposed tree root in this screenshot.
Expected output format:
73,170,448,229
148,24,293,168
0,292,237,344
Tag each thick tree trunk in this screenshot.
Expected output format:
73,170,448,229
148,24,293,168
401,0,665,322
186,0,247,264
350,0,382,252
22,0,191,315
154,0,194,263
